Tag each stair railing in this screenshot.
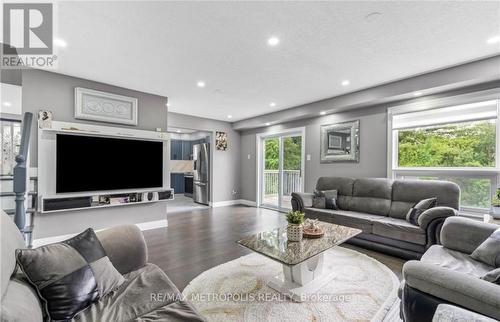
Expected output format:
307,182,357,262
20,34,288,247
13,112,33,231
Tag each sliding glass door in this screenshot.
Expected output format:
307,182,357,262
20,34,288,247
260,131,304,211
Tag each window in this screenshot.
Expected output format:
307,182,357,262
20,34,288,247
388,95,500,214
0,119,22,175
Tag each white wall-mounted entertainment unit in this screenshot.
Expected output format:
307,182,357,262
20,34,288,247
38,121,172,213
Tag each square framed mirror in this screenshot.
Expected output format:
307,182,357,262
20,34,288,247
320,120,359,163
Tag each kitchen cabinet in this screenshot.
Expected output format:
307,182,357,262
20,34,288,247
182,141,192,160
170,173,185,193
170,140,182,160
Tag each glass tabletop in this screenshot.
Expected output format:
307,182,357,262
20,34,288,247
237,223,361,265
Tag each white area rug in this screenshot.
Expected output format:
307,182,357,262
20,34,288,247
182,247,400,322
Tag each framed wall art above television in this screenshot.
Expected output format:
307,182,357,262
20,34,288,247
75,87,138,125
320,120,360,163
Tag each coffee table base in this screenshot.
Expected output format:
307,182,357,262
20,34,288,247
267,253,338,302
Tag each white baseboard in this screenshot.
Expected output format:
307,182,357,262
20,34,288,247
32,219,168,247
211,199,257,207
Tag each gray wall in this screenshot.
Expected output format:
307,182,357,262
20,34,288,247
22,70,168,167
240,106,387,202
168,112,241,202
20,70,169,239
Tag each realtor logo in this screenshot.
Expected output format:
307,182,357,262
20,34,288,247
3,3,53,55
2,3,57,68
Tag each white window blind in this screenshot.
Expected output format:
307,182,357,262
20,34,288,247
392,100,498,130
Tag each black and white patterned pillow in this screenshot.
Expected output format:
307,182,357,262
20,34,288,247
406,197,437,226
16,228,124,321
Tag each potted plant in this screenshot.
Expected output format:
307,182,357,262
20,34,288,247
491,188,500,219
286,211,305,242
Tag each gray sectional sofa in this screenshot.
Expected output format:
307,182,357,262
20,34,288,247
292,177,460,259
0,210,205,322
400,217,500,322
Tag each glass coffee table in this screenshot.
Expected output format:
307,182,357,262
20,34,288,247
237,222,361,302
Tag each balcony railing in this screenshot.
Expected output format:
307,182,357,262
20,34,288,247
264,170,301,196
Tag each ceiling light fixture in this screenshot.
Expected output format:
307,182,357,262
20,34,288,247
197,81,205,88
270,102,276,107
267,37,280,46
265,122,271,126
227,115,233,119
320,111,326,115
53,37,67,48
341,80,350,86
2,102,12,107
176,130,181,133
487,35,500,44
166,103,170,107
413,91,423,97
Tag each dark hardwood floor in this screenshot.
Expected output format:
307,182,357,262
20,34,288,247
142,205,405,291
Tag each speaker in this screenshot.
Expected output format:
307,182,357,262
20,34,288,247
142,191,158,201
158,190,172,200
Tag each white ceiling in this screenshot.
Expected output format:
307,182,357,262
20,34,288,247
53,1,500,122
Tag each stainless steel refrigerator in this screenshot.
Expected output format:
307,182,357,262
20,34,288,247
193,143,210,205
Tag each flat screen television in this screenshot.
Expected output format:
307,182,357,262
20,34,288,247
56,134,163,193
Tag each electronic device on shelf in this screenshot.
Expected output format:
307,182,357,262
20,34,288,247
37,122,173,213
42,190,173,212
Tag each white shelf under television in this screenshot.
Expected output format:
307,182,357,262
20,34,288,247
38,121,172,213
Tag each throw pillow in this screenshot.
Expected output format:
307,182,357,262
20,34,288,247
313,190,338,209
406,197,437,226
325,197,338,210
312,190,326,208
471,228,500,267
481,267,500,285
16,228,125,321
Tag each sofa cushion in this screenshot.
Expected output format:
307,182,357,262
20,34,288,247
389,180,460,219
471,228,500,267
305,208,381,233
16,228,125,321
72,263,204,322
315,177,354,210
0,279,44,322
421,245,493,278
481,268,500,285
349,178,392,216
372,217,426,245
1,210,25,301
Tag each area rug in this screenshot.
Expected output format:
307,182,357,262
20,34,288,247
182,247,400,322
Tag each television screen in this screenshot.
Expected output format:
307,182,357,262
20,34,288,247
56,134,163,193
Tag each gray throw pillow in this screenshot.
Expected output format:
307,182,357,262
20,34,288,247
481,267,500,285
406,197,437,226
313,190,338,209
471,228,500,267
16,228,125,321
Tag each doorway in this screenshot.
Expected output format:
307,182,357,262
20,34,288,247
257,128,305,211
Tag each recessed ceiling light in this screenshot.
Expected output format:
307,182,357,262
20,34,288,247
487,35,500,44
267,37,280,46
197,81,205,88
270,102,276,107
320,111,326,115
166,103,170,107
176,130,181,133
265,122,271,126
227,115,233,119
53,37,67,48
341,80,350,86
413,91,423,97
3,102,12,107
